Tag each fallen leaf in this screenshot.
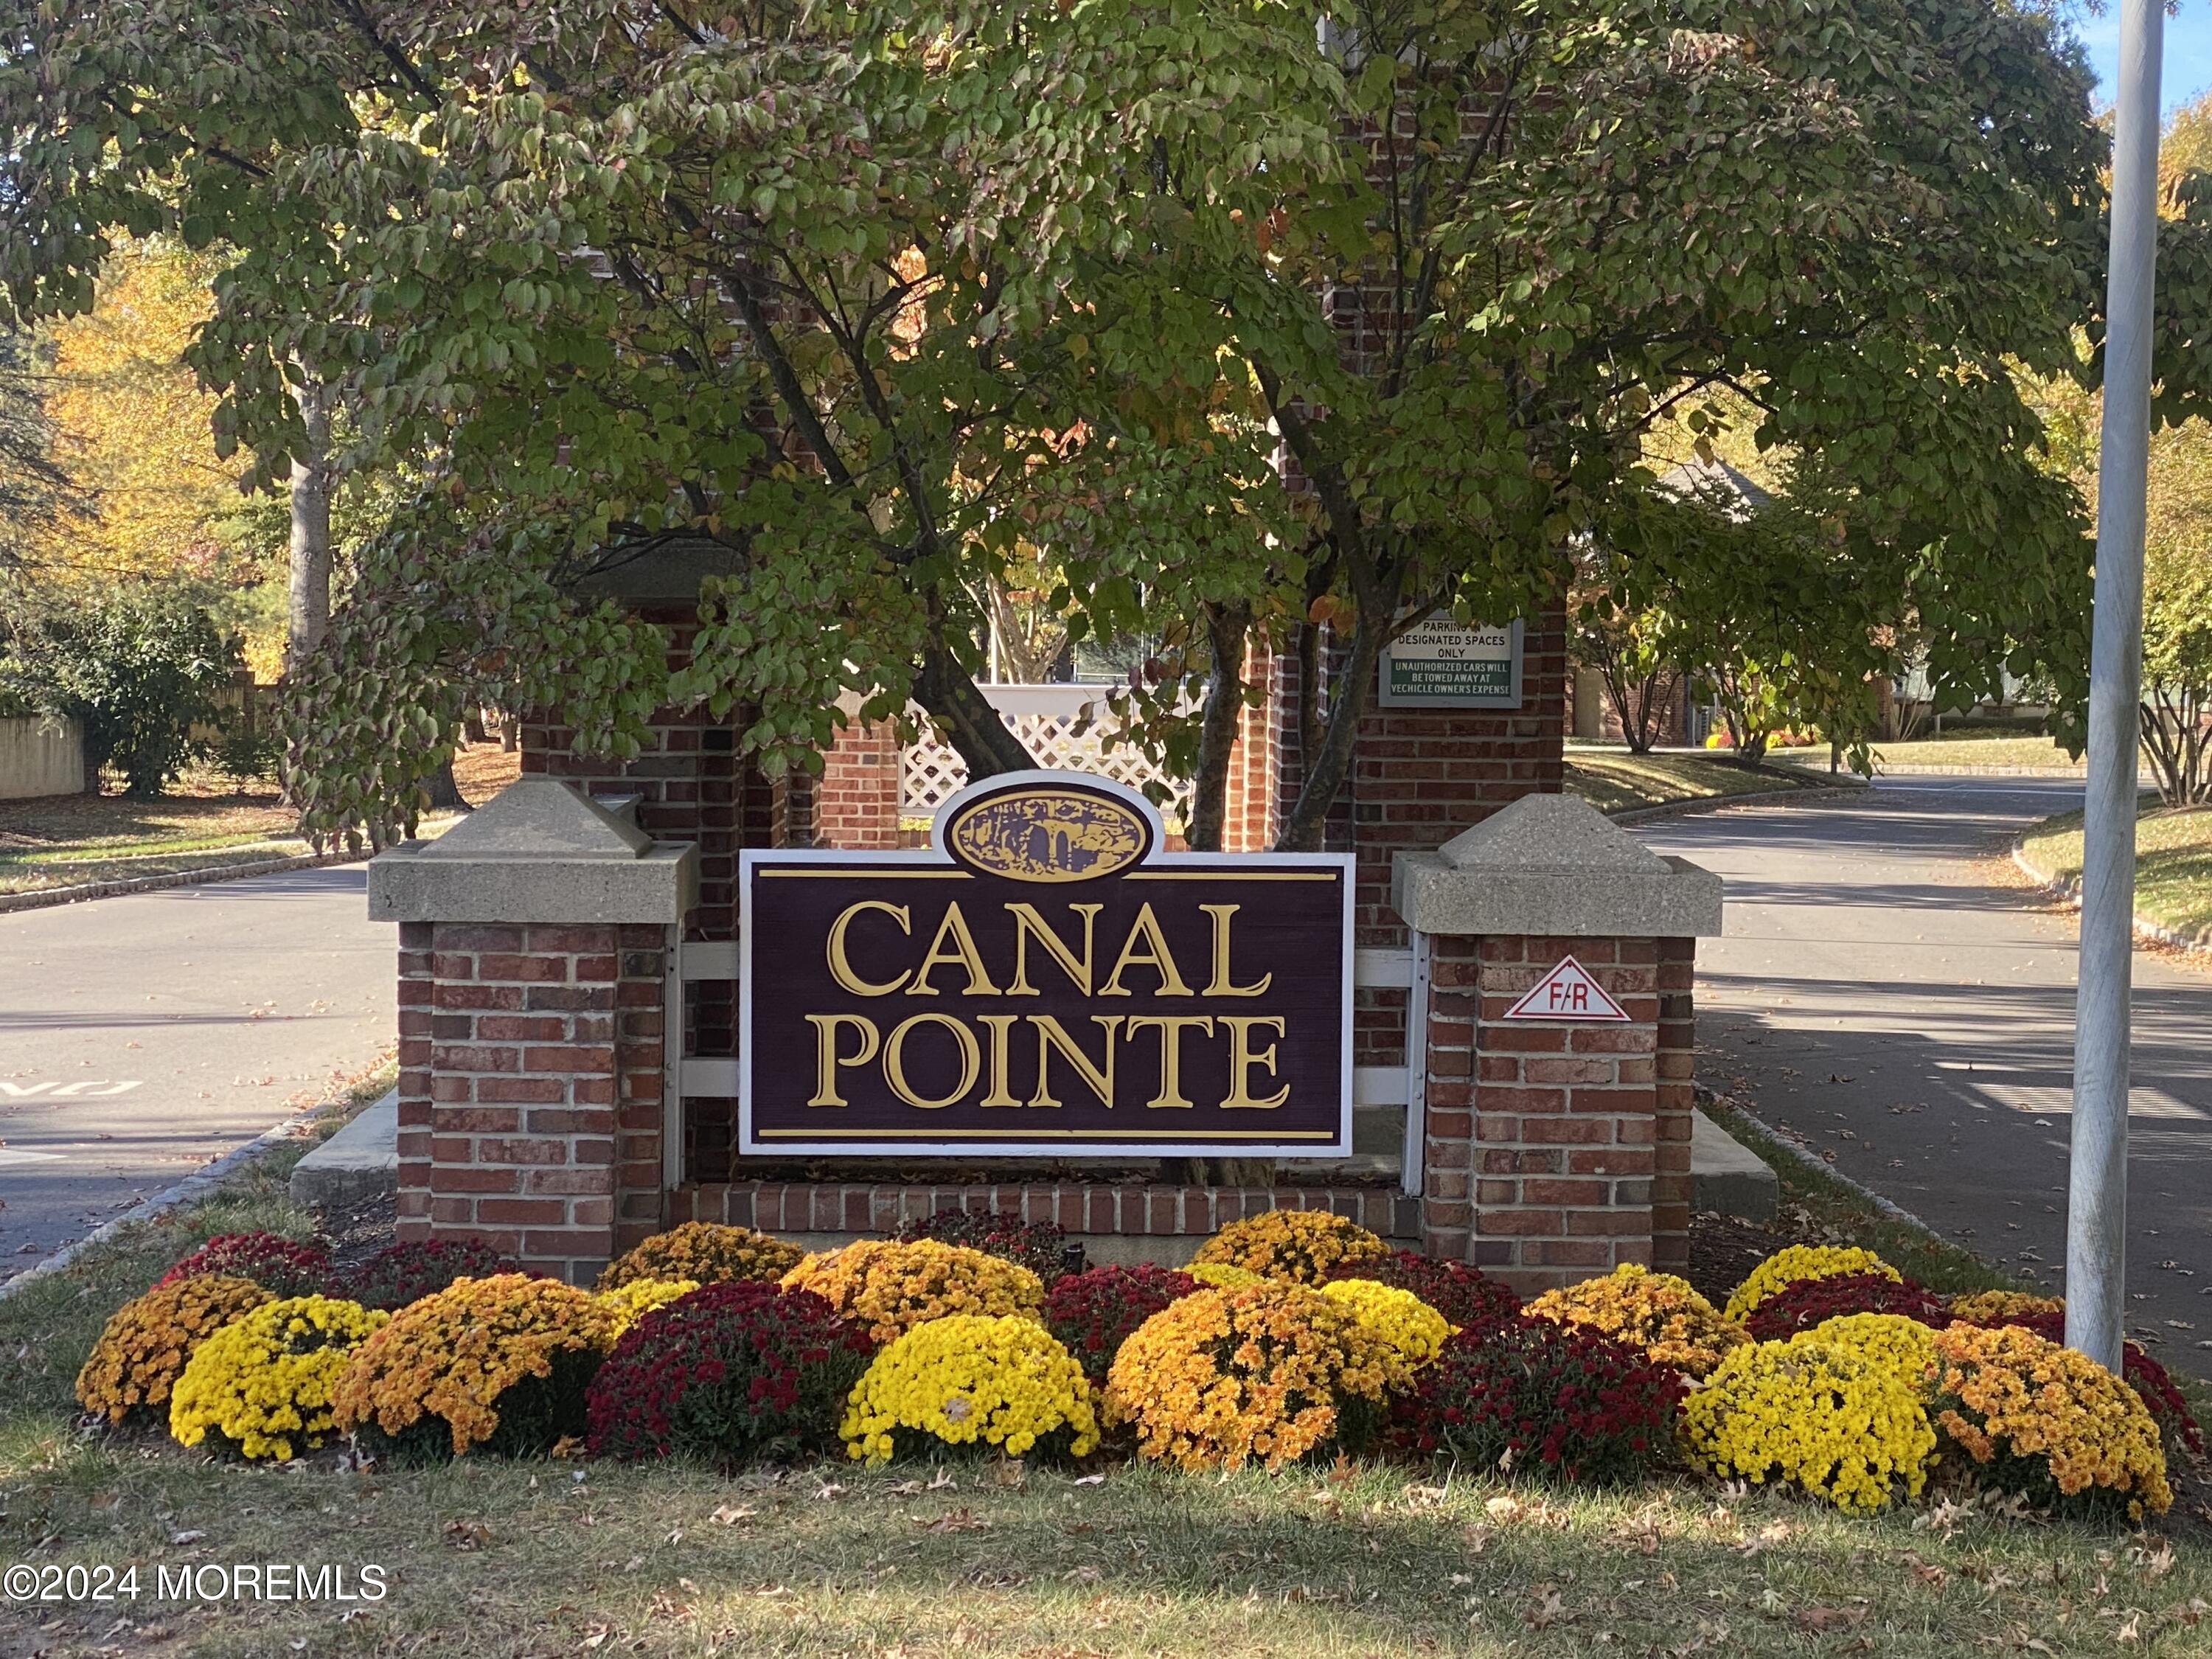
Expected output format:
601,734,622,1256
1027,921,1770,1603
709,1505,755,1526
442,1519,493,1551
167,1529,206,1546
922,1508,990,1533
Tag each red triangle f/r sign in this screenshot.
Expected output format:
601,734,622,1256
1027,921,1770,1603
1501,956,1632,1023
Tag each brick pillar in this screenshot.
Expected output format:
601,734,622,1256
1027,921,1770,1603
372,779,698,1284
394,920,667,1280
815,717,902,849
1392,793,1722,1291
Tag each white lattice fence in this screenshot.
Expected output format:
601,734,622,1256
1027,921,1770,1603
902,685,1189,826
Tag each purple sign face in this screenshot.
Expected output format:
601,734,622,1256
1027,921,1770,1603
739,773,1353,1157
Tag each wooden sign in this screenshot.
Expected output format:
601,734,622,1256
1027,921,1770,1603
739,772,1353,1157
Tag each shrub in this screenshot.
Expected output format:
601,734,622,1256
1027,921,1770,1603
330,1274,618,1459
1681,1339,1937,1513
586,1281,874,1466
597,1222,804,1290
1043,1265,1199,1385
1391,1316,1682,1485
1105,1284,1391,1470
780,1240,1045,1346
1964,1309,2205,1460
158,1232,330,1299
1324,1251,1520,1333
1743,1271,1951,1342
1723,1246,1900,1323
1189,1211,1387,1285
338,1239,515,1312
21,590,237,797
1525,1265,1748,1379
1947,1289,2065,1325
842,1314,1099,1467
1929,1323,2172,1519
168,1295,389,1461
898,1208,1070,1283
75,1275,273,1425
597,1278,701,1336
1315,1279,1453,1382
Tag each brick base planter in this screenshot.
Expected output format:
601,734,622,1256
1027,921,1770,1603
672,1181,1420,1243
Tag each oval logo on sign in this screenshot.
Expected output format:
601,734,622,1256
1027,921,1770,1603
945,785,1152,883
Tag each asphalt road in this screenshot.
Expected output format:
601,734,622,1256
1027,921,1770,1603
0,866,394,1277
1636,774,2212,1379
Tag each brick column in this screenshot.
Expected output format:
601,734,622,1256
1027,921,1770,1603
372,780,697,1284
394,921,667,1280
1393,793,1722,1291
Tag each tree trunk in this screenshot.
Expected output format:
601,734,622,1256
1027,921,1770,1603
914,638,1032,777
284,378,333,681
463,709,488,745
422,756,470,813
1184,601,1251,852
1276,616,1388,851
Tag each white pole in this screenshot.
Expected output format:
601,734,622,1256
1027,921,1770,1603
2067,0,2162,1373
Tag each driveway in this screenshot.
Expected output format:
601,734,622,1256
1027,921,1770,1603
0,866,394,1276
1637,776,2212,1378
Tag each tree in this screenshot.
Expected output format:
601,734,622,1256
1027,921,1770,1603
0,327,78,577
2,0,2197,849
18,589,237,796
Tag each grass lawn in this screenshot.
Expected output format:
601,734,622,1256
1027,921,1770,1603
1761,732,2083,772
4,1110,2207,1656
2018,801,2212,944
0,745,522,897
1562,749,1834,815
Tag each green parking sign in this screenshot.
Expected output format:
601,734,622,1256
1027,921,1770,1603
1377,618,1523,708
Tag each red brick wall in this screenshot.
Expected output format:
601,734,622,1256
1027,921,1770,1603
811,717,902,849
394,919,669,1281
1418,932,1694,1295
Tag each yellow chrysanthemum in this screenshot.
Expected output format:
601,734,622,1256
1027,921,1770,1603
1794,1312,1940,1396
841,1313,1097,1467
782,1239,1044,1346
1526,1264,1747,1378
597,1277,700,1335
1724,1246,1900,1322
1682,1338,1938,1513
597,1222,801,1290
76,1274,273,1424
1105,1284,1391,1471
168,1295,388,1461
1316,1278,1453,1382
1189,1210,1387,1284
1187,1262,1265,1291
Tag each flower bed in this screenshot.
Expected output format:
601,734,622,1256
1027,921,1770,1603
101,1225,2176,1529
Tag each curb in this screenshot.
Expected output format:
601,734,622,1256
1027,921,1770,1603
1606,777,1868,826
0,847,365,916
1695,1085,1935,1234
0,1105,329,1304
2010,842,2212,956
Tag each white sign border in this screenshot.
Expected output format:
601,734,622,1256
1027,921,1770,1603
1376,616,1524,709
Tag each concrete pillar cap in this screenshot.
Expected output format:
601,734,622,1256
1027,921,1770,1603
1393,791,1722,939
369,779,698,923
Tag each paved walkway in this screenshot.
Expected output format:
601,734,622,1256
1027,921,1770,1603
0,866,394,1276
1637,776,2212,1378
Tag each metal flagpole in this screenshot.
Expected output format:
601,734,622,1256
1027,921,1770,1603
2067,0,2163,1373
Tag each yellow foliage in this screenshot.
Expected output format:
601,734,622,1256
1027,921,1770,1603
597,1277,700,1335
1315,1278,1453,1381
597,1222,803,1290
1723,1246,1899,1322
1681,1338,1938,1513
